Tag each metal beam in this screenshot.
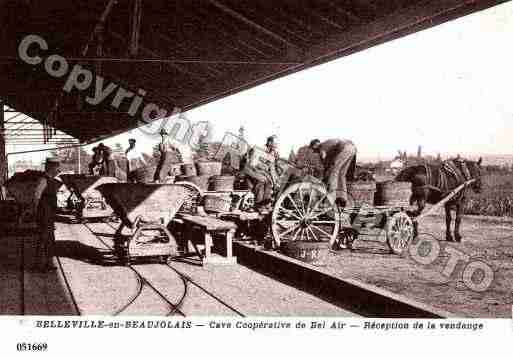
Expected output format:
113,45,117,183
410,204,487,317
130,0,143,57
0,103,6,185
207,0,296,49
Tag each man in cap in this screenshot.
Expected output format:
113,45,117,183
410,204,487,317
153,128,185,182
242,135,280,210
32,158,62,272
89,142,112,176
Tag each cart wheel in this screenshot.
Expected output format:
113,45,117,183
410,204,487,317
271,182,339,248
386,212,414,255
175,181,203,197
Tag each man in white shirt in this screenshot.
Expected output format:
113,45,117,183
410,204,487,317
242,136,280,210
125,138,147,183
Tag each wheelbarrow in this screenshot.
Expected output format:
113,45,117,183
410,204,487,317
59,174,118,221
97,183,193,264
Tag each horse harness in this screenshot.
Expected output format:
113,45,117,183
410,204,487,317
424,160,472,201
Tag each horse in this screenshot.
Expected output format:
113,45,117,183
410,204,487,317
395,158,483,242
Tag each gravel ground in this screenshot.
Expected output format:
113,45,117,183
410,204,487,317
321,215,513,317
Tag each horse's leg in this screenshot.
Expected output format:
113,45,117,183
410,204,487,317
455,203,463,242
445,204,454,242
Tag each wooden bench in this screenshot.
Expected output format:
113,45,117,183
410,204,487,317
175,214,238,265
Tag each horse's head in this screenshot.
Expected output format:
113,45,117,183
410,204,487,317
466,157,483,193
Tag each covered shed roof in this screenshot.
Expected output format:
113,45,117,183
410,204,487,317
0,0,507,144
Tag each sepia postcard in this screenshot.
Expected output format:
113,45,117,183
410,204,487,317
0,0,512,357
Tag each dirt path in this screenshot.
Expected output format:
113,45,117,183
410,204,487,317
322,215,513,317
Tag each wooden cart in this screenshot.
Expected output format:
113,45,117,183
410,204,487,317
59,174,118,221
271,179,475,255
97,183,193,264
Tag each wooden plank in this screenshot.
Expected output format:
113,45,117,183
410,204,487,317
415,179,476,222
178,214,237,231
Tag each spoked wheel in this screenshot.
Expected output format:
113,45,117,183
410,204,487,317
386,212,414,255
271,182,340,248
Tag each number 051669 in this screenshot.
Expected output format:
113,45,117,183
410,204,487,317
16,343,48,351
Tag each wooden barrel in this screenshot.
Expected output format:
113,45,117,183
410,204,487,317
347,181,377,207
210,175,235,191
375,181,412,207
196,161,222,176
280,241,329,266
203,194,232,213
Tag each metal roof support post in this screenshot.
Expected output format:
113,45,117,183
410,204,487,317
77,142,81,174
130,0,143,57
0,102,7,185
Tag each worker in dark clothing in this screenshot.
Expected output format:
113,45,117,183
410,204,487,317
98,143,113,176
89,146,102,175
32,158,61,272
320,139,357,208
154,129,181,183
89,143,113,176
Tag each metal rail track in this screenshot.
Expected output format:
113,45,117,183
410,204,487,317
84,221,245,317
82,222,186,316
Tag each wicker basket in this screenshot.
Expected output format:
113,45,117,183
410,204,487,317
132,165,156,184
203,194,232,213
210,175,235,191
375,181,412,207
177,175,211,191
347,181,377,207
181,163,197,177
196,161,222,176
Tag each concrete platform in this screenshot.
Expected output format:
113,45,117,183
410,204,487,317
0,220,357,316
0,234,78,315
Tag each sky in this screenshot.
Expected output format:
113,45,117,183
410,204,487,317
5,1,513,163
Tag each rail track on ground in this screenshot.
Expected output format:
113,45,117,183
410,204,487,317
81,221,245,317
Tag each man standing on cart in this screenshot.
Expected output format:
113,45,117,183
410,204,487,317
319,139,357,208
154,128,193,182
242,135,281,211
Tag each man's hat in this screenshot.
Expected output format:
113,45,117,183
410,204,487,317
128,138,136,143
